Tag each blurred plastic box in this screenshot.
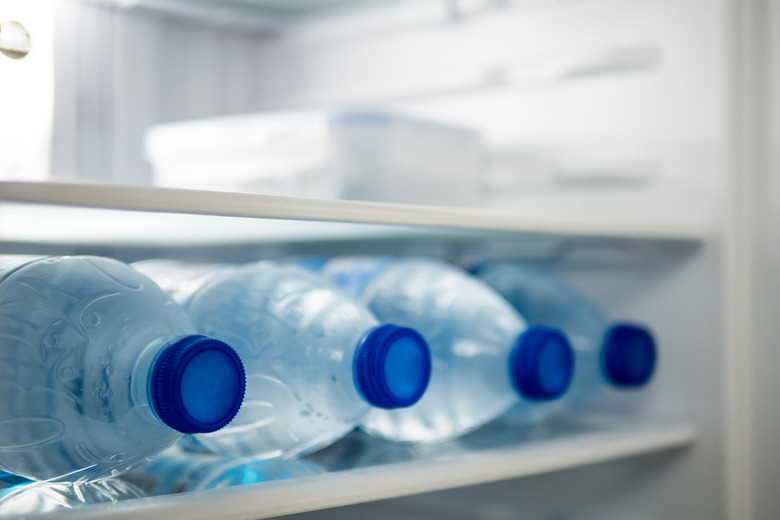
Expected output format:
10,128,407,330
145,110,483,206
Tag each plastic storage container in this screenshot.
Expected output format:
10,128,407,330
145,109,483,206
306,256,575,442
135,260,432,460
0,255,246,482
472,261,656,409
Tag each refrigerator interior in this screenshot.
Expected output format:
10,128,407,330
2,0,776,518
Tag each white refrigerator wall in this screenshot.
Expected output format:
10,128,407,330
731,0,780,518
28,0,777,518
50,0,725,231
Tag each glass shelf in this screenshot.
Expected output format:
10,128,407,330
0,180,701,519
26,416,695,520
0,182,707,246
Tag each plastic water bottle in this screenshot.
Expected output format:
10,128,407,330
472,261,656,409
307,256,575,442
0,477,145,516
0,255,246,482
130,259,233,306
122,445,322,495
136,260,432,460
0,471,28,494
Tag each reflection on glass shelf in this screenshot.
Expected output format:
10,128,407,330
122,447,323,496
188,0,382,17
307,414,692,473
0,478,146,517
91,0,397,31
0,415,694,520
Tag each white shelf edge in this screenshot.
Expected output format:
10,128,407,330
51,421,696,520
0,182,707,242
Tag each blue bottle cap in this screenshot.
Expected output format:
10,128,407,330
150,335,245,434
601,323,656,387
353,324,432,409
510,326,574,401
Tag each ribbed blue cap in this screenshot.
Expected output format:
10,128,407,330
150,335,245,434
602,323,656,387
353,324,432,409
509,326,574,401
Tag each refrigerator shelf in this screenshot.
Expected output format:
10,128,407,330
0,182,707,245
39,417,696,520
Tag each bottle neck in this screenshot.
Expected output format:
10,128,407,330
132,335,245,435
509,326,574,401
352,324,431,409
130,336,179,419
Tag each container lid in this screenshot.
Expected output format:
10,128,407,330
353,324,432,409
510,326,574,401
150,335,245,434
602,323,656,387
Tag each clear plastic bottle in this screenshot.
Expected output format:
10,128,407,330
121,445,322,495
472,261,656,409
130,259,233,306
0,471,28,494
309,256,575,442
0,256,246,482
138,261,432,460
